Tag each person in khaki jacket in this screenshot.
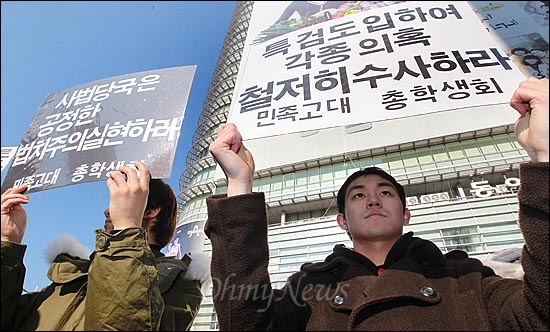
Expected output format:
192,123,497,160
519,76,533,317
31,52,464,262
1,161,204,331
205,77,549,330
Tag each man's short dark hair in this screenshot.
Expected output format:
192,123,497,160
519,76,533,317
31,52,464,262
337,167,406,214
146,179,178,247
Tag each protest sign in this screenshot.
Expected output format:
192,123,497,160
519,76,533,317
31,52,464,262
2,65,196,194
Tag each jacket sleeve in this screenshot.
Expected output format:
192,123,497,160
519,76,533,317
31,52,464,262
0,241,27,330
85,227,164,331
484,162,549,330
157,256,204,331
514,162,549,328
205,193,308,331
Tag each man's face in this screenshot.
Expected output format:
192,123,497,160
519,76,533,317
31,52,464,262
103,208,114,232
337,174,410,243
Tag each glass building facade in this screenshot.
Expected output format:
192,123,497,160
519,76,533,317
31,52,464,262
178,2,530,330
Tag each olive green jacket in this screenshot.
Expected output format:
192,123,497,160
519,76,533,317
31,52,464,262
154,250,204,331
1,227,202,331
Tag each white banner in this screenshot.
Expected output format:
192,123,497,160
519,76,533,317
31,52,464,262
228,1,527,140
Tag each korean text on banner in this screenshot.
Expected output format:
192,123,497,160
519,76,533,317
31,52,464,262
228,1,527,140
1,65,197,194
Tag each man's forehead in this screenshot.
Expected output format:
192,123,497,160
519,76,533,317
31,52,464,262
347,174,396,191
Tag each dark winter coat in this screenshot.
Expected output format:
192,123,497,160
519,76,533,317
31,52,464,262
205,162,549,331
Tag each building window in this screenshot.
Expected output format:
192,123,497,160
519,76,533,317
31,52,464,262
441,226,485,252
210,311,218,330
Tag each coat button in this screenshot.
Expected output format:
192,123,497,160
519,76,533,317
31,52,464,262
97,235,108,249
420,286,436,298
333,295,345,305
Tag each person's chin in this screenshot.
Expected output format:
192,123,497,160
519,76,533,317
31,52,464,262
104,222,114,232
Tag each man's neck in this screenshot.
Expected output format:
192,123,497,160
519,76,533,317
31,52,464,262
149,243,163,252
351,237,401,266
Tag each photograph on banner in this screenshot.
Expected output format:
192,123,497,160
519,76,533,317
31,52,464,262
228,1,527,141
251,1,405,46
1,65,196,194
471,1,549,79
165,220,206,259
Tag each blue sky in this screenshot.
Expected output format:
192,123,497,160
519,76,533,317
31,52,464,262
1,1,236,291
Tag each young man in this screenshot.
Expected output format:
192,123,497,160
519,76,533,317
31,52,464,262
1,161,204,330
103,176,205,331
205,77,549,330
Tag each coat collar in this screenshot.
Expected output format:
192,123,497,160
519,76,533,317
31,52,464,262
304,232,447,275
47,254,90,284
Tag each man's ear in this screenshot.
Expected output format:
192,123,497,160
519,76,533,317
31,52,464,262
403,208,411,226
336,213,347,230
144,207,161,220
